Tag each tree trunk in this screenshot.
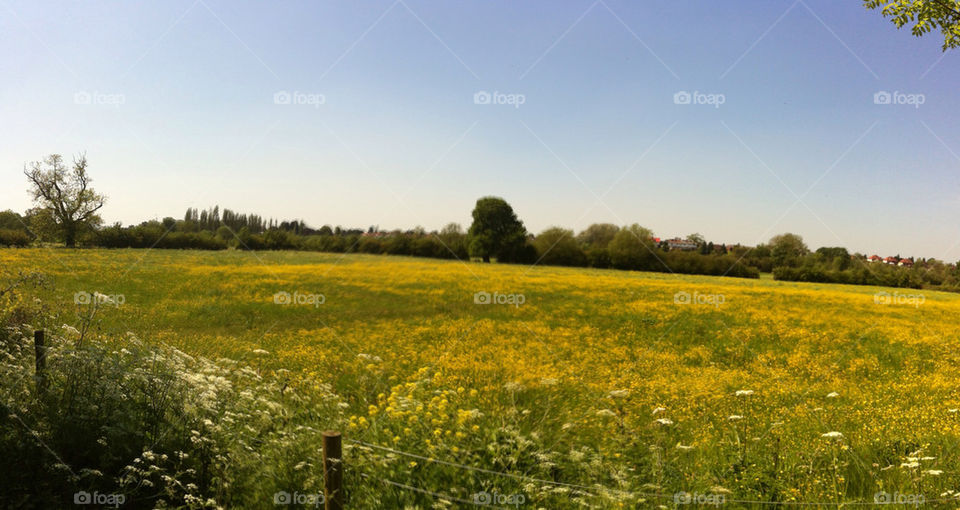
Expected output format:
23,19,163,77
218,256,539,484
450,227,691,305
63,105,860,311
64,225,77,248
482,255,490,263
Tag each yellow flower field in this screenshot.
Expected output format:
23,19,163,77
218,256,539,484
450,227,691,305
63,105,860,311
3,248,959,507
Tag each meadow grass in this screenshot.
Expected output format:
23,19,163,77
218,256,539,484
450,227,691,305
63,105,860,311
3,247,959,507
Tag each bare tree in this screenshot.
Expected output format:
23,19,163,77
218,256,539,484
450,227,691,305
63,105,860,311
24,153,106,247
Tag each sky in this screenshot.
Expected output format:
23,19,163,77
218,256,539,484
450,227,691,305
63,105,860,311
1,1,958,259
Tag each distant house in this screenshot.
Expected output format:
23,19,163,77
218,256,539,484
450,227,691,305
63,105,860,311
868,255,882,262
883,256,898,265
898,258,914,267
666,238,698,251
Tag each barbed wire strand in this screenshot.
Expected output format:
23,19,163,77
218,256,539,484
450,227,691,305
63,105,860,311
359,471,510,509
350,439,609,498
350,439,958,506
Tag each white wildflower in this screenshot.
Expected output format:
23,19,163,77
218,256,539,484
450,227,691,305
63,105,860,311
735,390,754,397
821,431,843,439
826,392,840,398
655,418,674,426
608,389,630,398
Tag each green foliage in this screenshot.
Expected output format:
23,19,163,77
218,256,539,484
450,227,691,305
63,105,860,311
23,154,105,247
865,0,960,50
0,281,345,509
467,197,531,263
0,229,31,247
0,210,28,231
532,227,587,267
607,224,656,270
774,259,925,288
769,233,809,268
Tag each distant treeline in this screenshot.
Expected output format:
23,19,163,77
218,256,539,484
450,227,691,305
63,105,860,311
6,204,960,290
0,206,758,279
768,241,960,291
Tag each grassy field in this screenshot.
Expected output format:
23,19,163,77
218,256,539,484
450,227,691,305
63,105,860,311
4,247,960,507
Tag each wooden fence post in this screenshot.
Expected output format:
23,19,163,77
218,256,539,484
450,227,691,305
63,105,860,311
34,329,46,395
323,430,343,510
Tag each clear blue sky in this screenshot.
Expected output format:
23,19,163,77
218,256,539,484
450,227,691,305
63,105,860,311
1,1,957,258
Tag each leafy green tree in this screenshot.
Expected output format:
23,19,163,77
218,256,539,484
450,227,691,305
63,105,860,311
0,210,27,231
608,224,657,270
438,223,469,259
576,223,620,248
769,233,809,268
576,223,620,267
24,154,105,247
533,227,587,267
686,233,706,246
865,0,960,50
467,197,529,263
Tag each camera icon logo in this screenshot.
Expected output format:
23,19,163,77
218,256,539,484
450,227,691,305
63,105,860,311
74,491,92,504
674,491,692,504
274,490,291,504
74,291,92,305
473,491,492,504
673,291,691,305
874,91,891,105
74,91,92,105
273,291,291,305
874,491,891,504
274,91,292,105
474,291,491,304
673,91,691,105
474,91,491,105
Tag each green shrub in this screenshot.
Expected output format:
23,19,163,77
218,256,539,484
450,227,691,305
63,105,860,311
0,281,346,509
0,228,32,247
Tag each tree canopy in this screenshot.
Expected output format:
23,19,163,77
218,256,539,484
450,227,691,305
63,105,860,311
865,0,960,50
24,154,105,247
467,197,530,263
